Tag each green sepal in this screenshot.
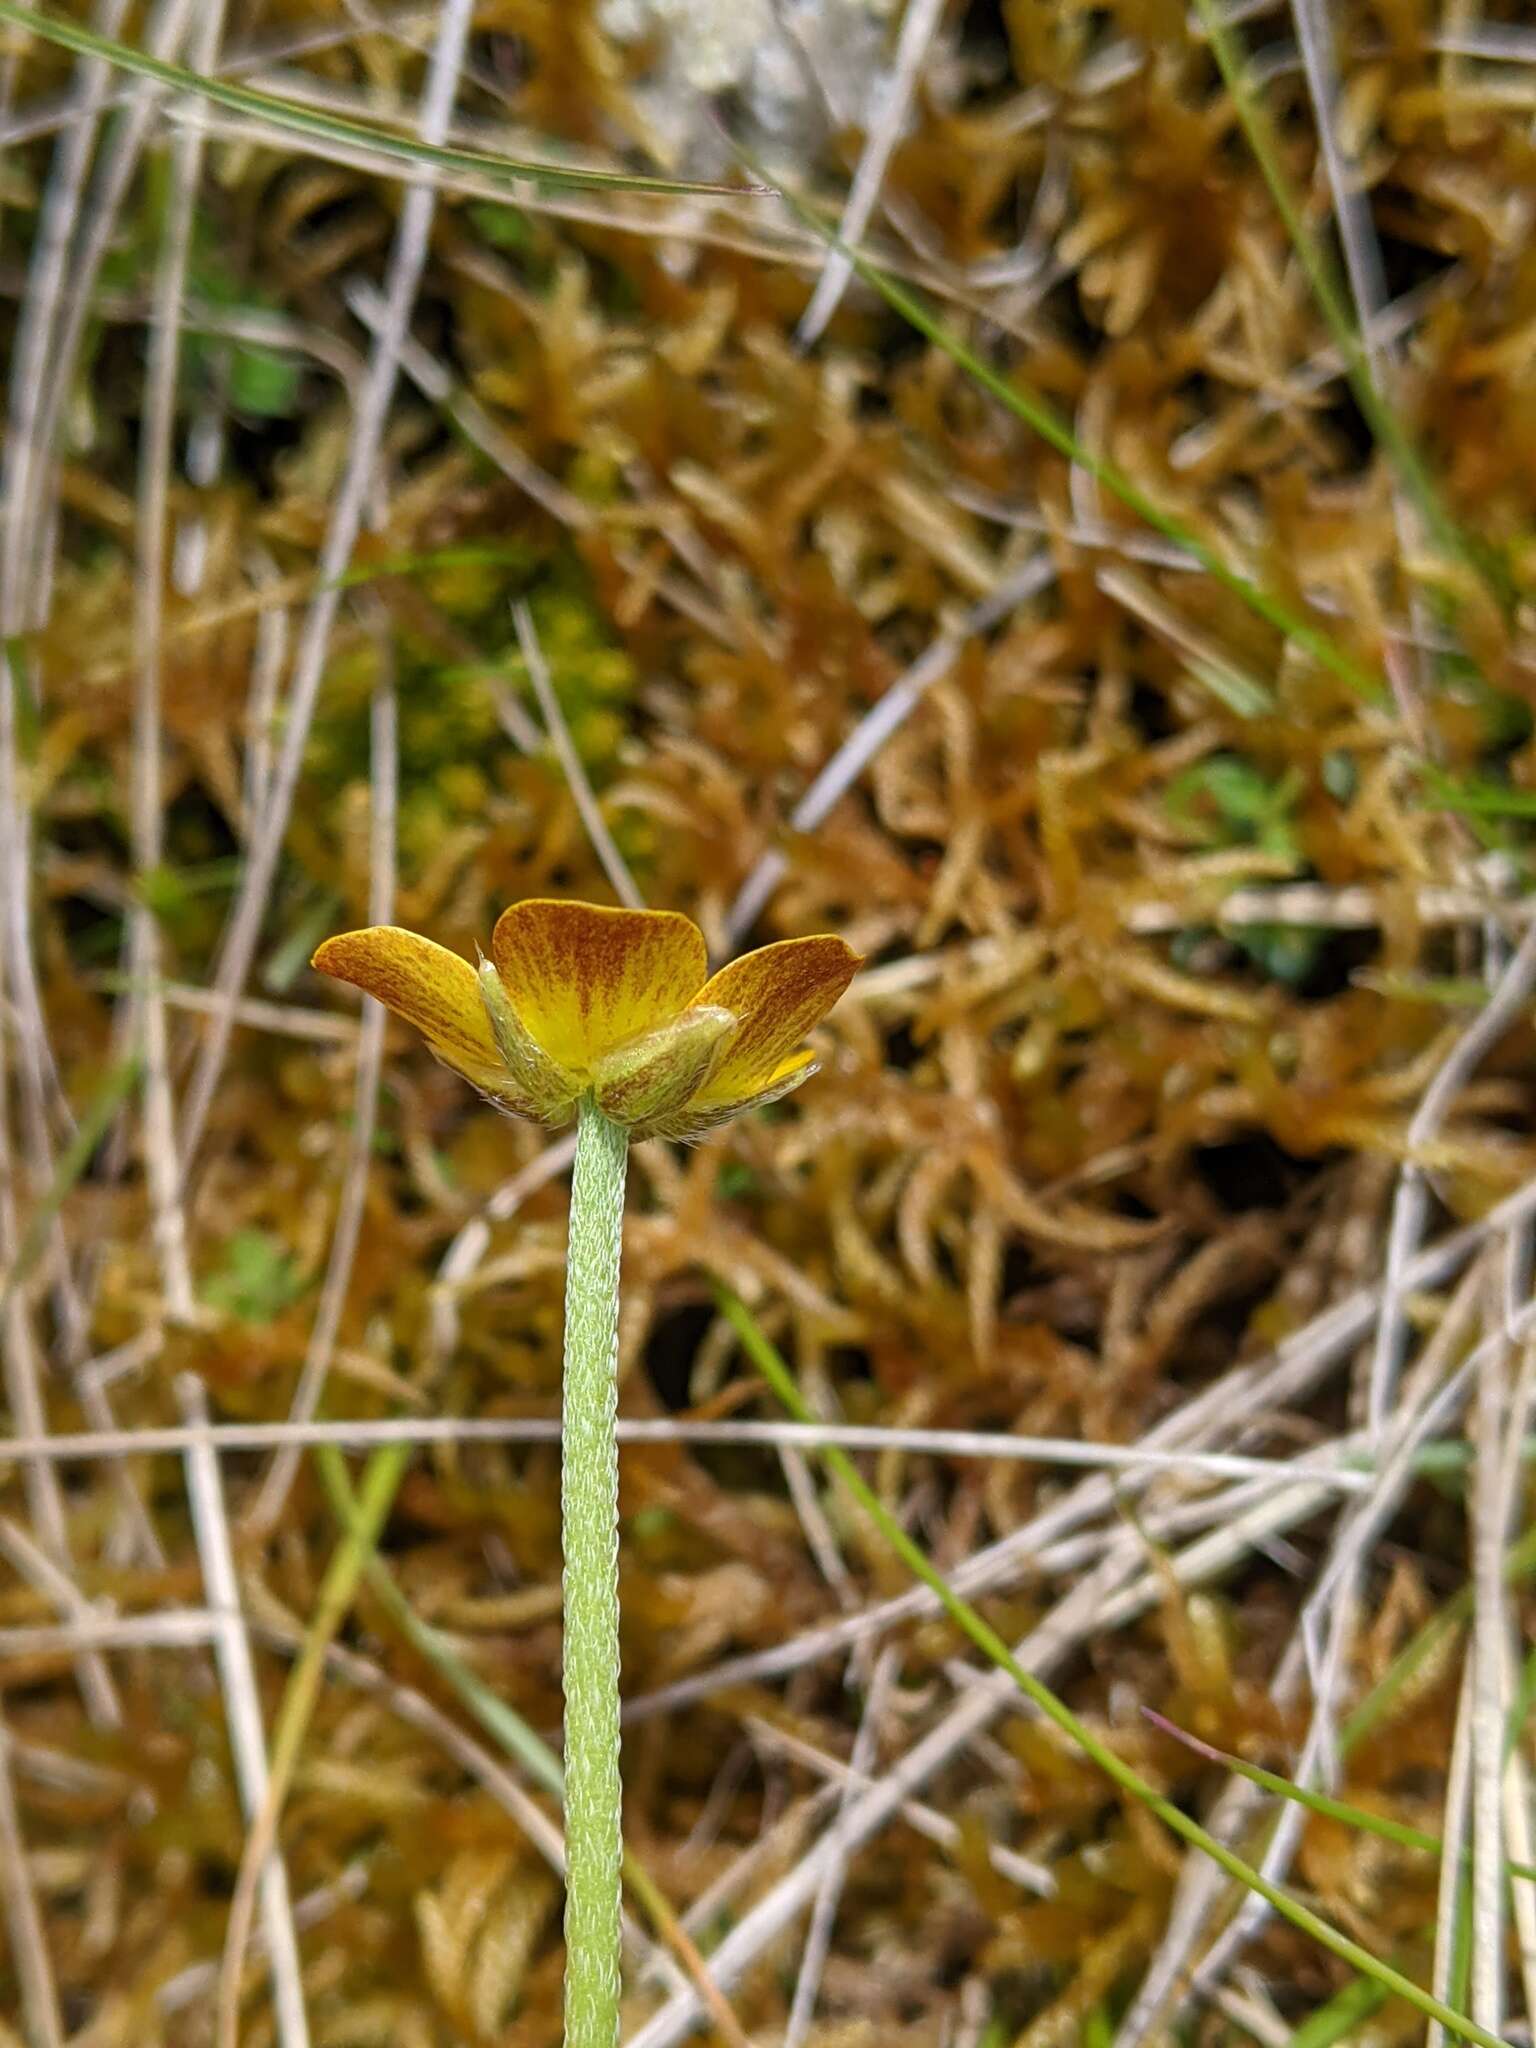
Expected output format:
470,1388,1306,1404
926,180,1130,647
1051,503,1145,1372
476,956,579,1123
591,1005,737,1135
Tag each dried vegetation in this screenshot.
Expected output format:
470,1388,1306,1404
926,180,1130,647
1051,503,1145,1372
4,1,1536,2043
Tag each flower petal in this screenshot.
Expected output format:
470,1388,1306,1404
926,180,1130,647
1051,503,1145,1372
492,899,708,1074
687,935,861,1106
659,1050,819,1140
312,926,511,1094
593,1006,737,1133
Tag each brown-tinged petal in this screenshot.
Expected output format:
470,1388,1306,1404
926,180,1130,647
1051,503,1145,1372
312,926,513,1094
592,1006,736,1132
492,899,708,1073
686,935,860,1106
658,1050,819,1140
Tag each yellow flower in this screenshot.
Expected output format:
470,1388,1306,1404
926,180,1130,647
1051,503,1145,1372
312,899,862,1141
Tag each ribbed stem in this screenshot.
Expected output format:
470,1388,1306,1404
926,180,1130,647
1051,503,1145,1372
561,1097,629,2048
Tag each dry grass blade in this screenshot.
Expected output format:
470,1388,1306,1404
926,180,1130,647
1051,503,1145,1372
0,1411,1411,1482
9,0,202,630
1469,1259,1516,2036
177,1377,309,2048
0,1054,132,1726
0,0,127,629
1286,0,1440,740
0,1713,63,2048
794,0,946,348
782,1646,900,2048
156,1863,371,2019
0,1513,122,1732
177,0,478,1163
1430,1665,1478,2048
514,600,644,910
627,1189,1536,1726
726,554,1056,943
127,0,224,1330
623,1558,1147,2048
1369,921,1536,1432
1192,0,1486,594
1138,1265,1488,2033
245,648,397,1533
746,139,1388,705
344,275,593,532
747,1712,1055,1896
215,1443,411,2048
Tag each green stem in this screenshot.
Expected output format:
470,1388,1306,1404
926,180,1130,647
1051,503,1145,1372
0,2,742,200
561,1097,630,2048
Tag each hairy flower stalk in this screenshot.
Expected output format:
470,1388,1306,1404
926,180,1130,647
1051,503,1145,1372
313,899,859,2048
560,1097,628,2048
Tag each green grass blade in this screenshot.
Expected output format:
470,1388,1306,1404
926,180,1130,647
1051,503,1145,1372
1341,1523,1536,1752
714,1283,1510,2048
0,1052,142,1311
1285,1975,1388,2048
312,1443,564,1800
1506,1638,1536,1768
0,4,754,199
1351,973,1492,1009
1143,1708,1536,1884
1340,1600,1467,1757
1418,769,1536,821
1456,1863,1476,2005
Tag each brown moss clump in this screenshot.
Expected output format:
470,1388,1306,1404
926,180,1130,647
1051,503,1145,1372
3,2,1536,2042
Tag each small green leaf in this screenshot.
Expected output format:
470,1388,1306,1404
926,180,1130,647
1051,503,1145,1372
264,895,342,992
328,541,530,595
1081,2006,1116,2048
628,1507,675,1545
1421,767,1536,819
1285,1976,1387,2048
1235,921,1324,987
1353,971,1489,1008
468,200,534,252
228,342,303,418
4,640,41,764
137,857,241,921
1166,754,1303,863
201,1229,307,1323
